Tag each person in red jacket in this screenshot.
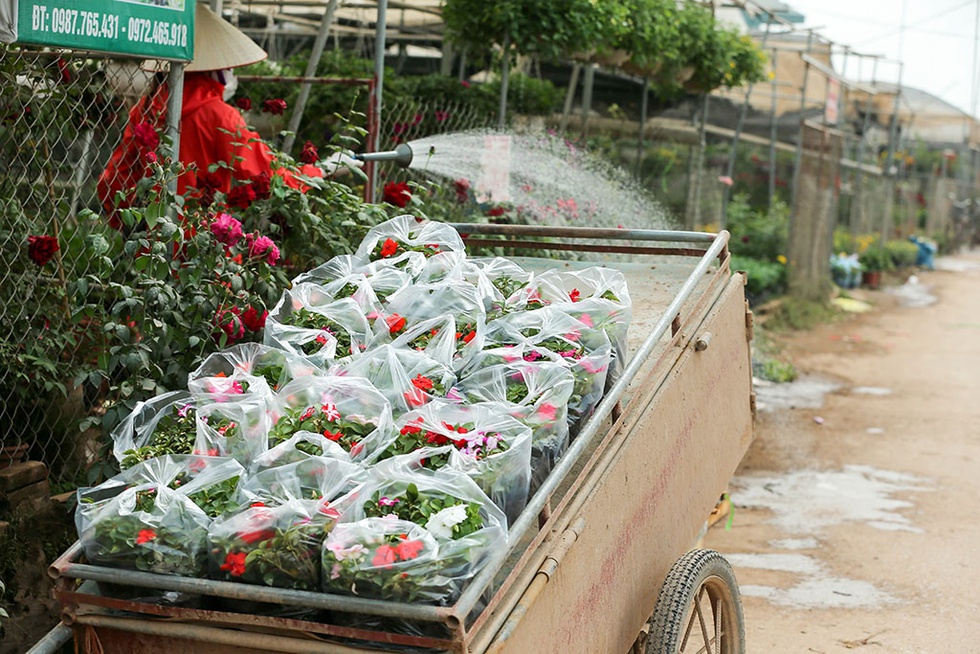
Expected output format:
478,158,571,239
98,4,353,221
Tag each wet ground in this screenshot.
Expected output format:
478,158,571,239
704,251,980,652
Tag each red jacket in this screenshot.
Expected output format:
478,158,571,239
98,73,321,216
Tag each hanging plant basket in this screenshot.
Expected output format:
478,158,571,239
596,49,631,67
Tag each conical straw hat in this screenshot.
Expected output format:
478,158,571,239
185,3,267,72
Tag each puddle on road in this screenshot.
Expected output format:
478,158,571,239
732,465,931,534
753,376,840,412
739,575,898,609
851,386,893,396
727,466,931,609
886,276,937,308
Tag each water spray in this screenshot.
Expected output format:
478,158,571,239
354,143,415,168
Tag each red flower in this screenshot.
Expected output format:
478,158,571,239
396,539,424,561
385,313,407,335
235,97,252,111
239,528,275,545
400,423,422,436
242,306,267,332
434,110,450,122
380,238,399,258
135,529,156,545
382,181,411,208
569,288,581,302
26,234,59,266
372,544,397,568
215,307,244,344
220,551,247,576
487,206,506,217
261,98,288,115
322,429,342,442
227,184,256,210
132,121,159,151
453,178,470,204
300,140,319,164
411,374,434,392
195,171,223,206
460,330,476,344
55,57,72,84
403,388,427,408
250,172,271,200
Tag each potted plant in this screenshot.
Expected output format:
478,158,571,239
858,244,894,289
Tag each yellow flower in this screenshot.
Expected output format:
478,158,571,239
777,255,787,265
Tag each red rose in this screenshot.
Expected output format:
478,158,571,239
235,97,252,111
382,181,411,208
27,234,59,266
250,172,271,200
215,307,244,344
195,171,223,206
55,57,72,84
241,306,267,332
227,184,256,210
261,98,287,115
300,140,319,164
132,121,160,151
487,206,506,217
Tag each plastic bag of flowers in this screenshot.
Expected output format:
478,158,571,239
338,344,457,417
83,454,245,520
112,391,199,469
269,375,395,464
338,467,507,599
430,257,533,321
354,215,466,275
265,286,372,367
525,268,632,382
188,343,321,394
238,457,366,506
322,517,446,603
384,400,532,524
453,358,574,495
187,370,274,407
250,431,354,470
293,254,413,308
195,397,273,466
76,481,211,577
379,281,487,371
208,496,340,590
484,306,612,431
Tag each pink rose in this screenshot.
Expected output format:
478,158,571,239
210,213,244,246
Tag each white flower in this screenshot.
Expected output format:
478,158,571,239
425,504,469,540
326,541,365,562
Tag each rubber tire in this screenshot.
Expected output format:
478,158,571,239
646,549,745,654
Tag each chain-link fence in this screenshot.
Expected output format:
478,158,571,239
0,46,159,486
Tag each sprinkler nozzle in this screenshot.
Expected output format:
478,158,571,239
354,143,414,168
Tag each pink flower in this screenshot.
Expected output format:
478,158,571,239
378,496,399,507
580,358,607,374
536,403,558,421
248,234,280,265
210,213,243,246
372,544,396,568
434,110,450,122
578,313,594,328
320,403,340,421
717,175,734,186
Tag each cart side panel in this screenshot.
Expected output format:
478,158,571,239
490,275,753,654
76,626,272,654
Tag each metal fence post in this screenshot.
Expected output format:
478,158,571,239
165,62,185,194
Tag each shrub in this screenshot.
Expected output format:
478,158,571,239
731,255,786,302
886,240,918,268
858,243,894,273
726,194,788,262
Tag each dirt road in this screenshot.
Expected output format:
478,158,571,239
704,252,980,653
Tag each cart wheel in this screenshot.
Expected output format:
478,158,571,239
646,549,744,654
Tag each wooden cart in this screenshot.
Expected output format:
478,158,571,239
48,225,755,654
